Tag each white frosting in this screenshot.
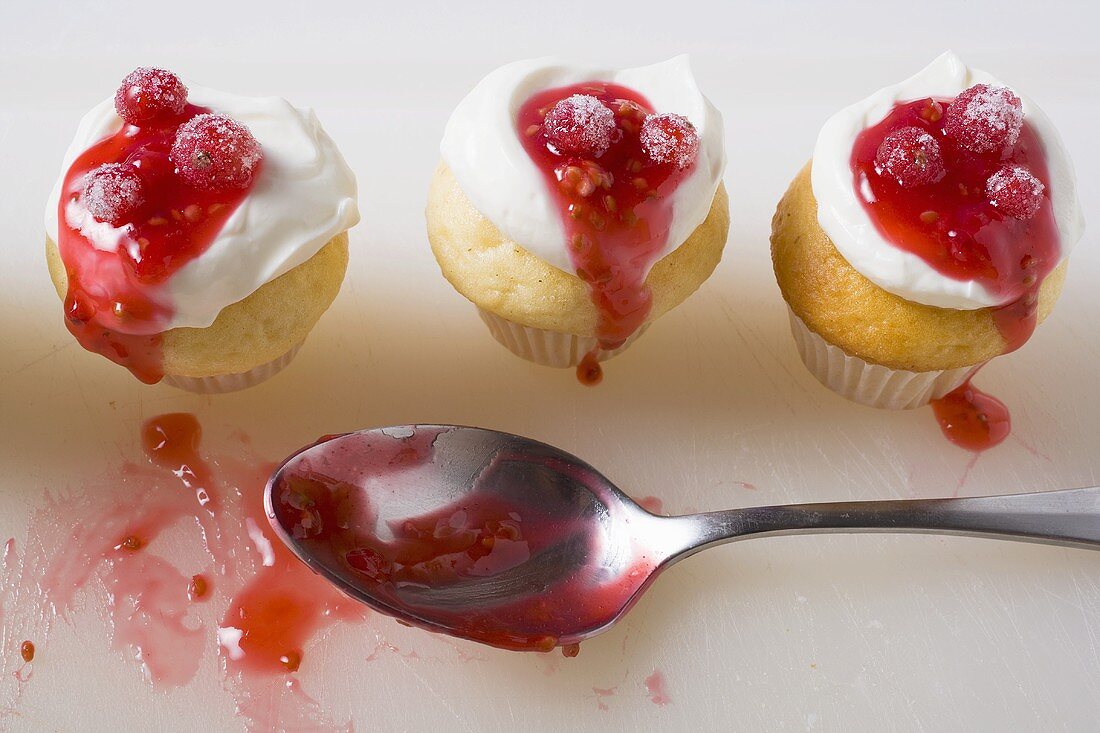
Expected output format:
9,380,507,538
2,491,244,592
812,51,1086,310
440,56,725,275
45,82,359,330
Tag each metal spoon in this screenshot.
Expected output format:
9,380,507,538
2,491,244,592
265,425,1100,652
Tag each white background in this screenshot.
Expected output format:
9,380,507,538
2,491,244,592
1,0,1098,730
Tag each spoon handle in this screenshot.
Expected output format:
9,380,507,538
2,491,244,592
678,486,1100,556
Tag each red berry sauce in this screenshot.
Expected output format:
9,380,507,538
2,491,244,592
56,71,261,383
931,377,1011,452
269,428,661,652
12,414,362,729
851,90,1060,451
516,83,699,383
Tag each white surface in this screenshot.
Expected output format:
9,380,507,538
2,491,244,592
441,55,725,275
812,51,1086,309
45,82,359,331
1,1,1098,731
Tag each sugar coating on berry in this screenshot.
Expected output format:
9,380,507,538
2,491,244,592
114,68,188,124
943,84,1023,154
170,113,263,191
640,113,700,170
82,163,145,226
986,165,1045,220
874,126,946,188
543,95,616,155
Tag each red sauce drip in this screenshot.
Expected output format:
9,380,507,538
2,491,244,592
517,83,695,380
187,573,209,601
561,642,581,658
116,534,145,552
19,640,34,663
270,430,659,652
56,105,259,383
851,98,1058,353
576,352,604,386
931,378,1011,452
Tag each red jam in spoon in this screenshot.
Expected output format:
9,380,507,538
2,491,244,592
268,428,660,652
850,85,1059,451
56,68,262,383
516,84,700,384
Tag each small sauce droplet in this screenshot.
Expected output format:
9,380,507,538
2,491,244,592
561,642,581,658
117,535,145,552
279,651,301,672
19,640,35,663
576,353,603,386
188,574,209,601
931,379,1011,452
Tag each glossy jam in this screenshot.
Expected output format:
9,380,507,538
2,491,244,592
140,416,365,677
931,378,1011,452
56,105,258,383
851,98,1058,353
517,83,695,381
270,429,659,652
19,641,34,664
13,414,361,730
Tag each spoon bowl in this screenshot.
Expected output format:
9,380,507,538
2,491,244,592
266,425,1100,652
265,425,678,651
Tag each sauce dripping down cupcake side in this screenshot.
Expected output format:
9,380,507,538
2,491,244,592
515,84,699,385
850,86,1059,451
55,68,262,383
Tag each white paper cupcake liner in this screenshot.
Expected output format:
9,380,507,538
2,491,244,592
786,309,979,410
477,308,648,368
162,341,304,394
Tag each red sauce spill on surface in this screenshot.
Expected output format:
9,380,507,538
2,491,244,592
637,496,664,515
14,413,361,730
19,641,34,664
138,413,234,573
217,516,364,678
852,96,1059,448
143,415,366,678
56,106,258,383
644,669,672,706
931,378,1011,452
517,83,695,381
270,429,660,652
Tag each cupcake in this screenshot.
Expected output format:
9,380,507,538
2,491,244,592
771,52,1085,448
45,67,359,392
426,57,728,384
